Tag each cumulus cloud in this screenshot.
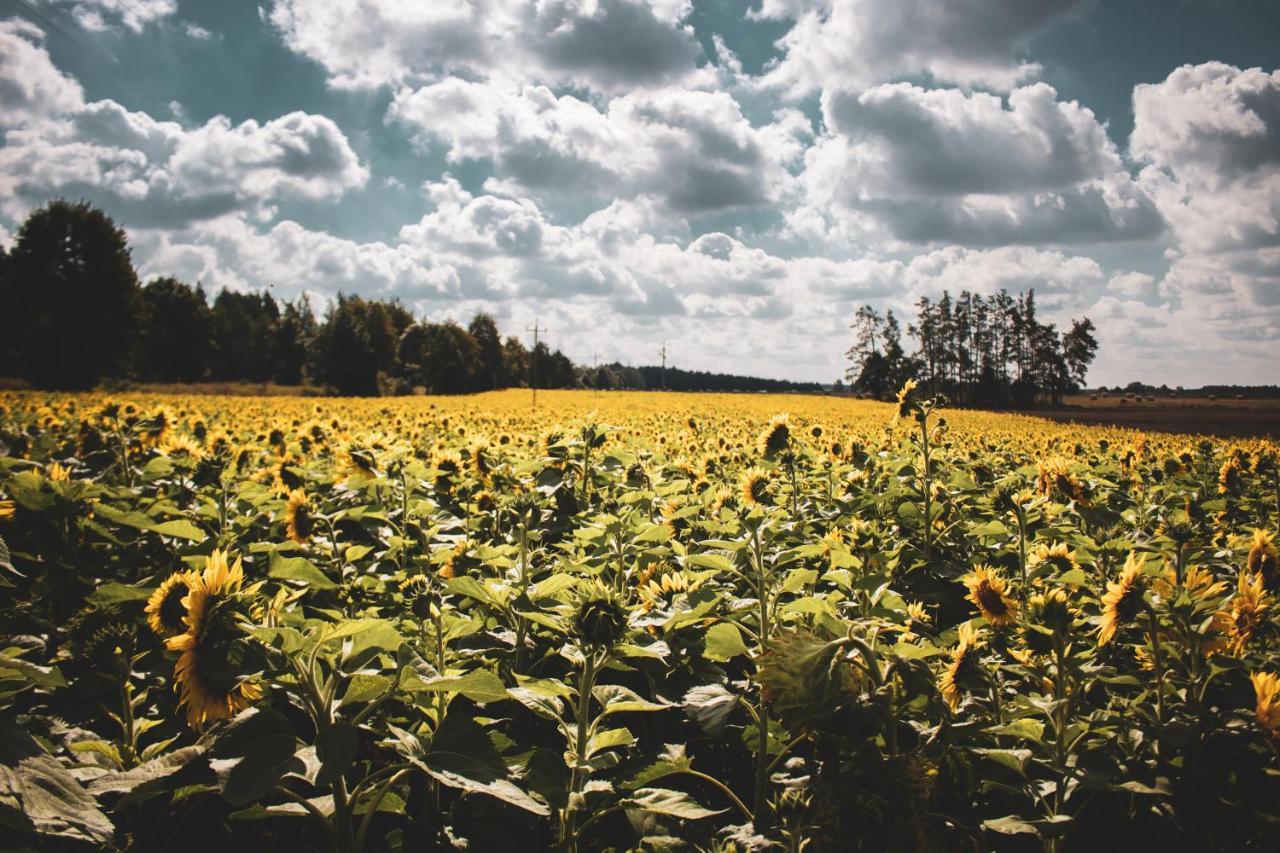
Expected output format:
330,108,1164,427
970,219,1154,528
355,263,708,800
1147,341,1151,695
0,20,85,127
39,0,177,32
269,0,702,93
0,101,368,226
390,80,806,214
796,82,1162,246
757,0,1087,96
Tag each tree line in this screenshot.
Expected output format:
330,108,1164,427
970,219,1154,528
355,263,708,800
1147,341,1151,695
846,289,1099,407
0,200,579,395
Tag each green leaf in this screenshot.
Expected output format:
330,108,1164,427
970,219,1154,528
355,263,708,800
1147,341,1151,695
269,554,338,590
683,684,737,736
0,717,114,844
622,744,694,791
621,787,723,820
315,724,359,788
684,553,736,575
587,727,635,757
88,745,207,797
0,653,66,692
209,708,302,807
414,670,509,705
594,684,670,715
150,519,205,541
703,622,748,662
415,712,548,815
988,719,1045,743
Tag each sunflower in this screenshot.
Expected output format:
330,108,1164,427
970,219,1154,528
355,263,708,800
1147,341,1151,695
1252,671,1280,739
0,500,14,522
145,570,197,638
1019,589,1072,656
757,414,791,459
962,565,1018,627
166,550,262,730
283,489,314,545
47,462,70,482
894,378,919,420
1098,553,1149,646
940,622,983,709
1213,571,1270,657
1247,529,1279,588
1028,543,1078,578
572,583,629,649
740,467,774,507
399,574,441,619
637,569,695,612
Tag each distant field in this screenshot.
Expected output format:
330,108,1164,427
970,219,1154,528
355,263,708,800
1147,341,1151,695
1034,393,1280,437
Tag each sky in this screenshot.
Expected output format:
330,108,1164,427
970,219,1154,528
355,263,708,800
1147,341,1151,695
0,0,1278,387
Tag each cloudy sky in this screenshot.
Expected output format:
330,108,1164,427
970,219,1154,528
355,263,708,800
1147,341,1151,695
1,0,1278,386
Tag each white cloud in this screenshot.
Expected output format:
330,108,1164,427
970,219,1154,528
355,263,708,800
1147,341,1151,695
0,66,368,228
757,0,1087,96
40,0,177,33
269,0,702,93
796,82,1162,246
390,80,805,214
0,19,85,127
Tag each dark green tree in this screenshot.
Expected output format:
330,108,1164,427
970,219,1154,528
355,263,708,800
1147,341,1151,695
209,290,279,381
273,297,318,386
309,295,399,396
2,200,140,388
137,278,212,382
468,313,504,390
399,321,480,394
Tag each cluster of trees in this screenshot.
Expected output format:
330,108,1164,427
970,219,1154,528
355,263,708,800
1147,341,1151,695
0,200,577,395
580,363,820,393
846,290,1099,407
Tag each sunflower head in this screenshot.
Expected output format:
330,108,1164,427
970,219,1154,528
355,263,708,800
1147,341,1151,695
1098,552,1150,646
895,378,919,420
757,630,866,730
1247,529,1279,587
637,568,695,613
399,574,442,620
1019,589,1072,656
1028,543,1078,579
1252,671,1280,739
757,414,792,459
940,622,984,710
572,583,630,650
0,499,14,522
146,570,198,638
740,467,774,508
87,622,137,678
962,565,1019,627
284,489,315,545
1213,570,1270,657
165,550,264,730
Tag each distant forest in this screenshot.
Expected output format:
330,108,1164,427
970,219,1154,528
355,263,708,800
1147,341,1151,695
0,200,818,396
845,290,1099,408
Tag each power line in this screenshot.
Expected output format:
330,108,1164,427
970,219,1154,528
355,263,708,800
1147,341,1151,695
525,318,545,410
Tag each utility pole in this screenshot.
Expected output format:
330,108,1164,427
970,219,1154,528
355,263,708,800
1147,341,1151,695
660,342,668,391
592,351,600,396
526,318,544,410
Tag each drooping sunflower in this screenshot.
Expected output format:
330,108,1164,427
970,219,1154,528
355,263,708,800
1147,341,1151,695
1019,588,1072,656
962,565,1019,627
166,550,263,730
1213,570,1270,657
940,622,984,710
1028,543,1078,578
1247,529,1279,588
283,489,314,545
894,378,919,420
1251,671,1280,739
740,467,774,507
1098,552,1149,646
399,574,441,620
145,570,197,638
757,414,791,459
637,568,696,612
572,582,629,650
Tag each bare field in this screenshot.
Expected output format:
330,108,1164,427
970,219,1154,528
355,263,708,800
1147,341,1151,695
1034,394,1280,437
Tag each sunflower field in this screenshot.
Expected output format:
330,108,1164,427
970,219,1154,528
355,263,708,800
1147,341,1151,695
1,387,1279,852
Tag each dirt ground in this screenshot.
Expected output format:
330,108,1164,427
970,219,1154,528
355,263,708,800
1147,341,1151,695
1032,395,1280,438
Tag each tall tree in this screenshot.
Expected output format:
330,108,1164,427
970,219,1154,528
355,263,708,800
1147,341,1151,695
398,321,479,394
3,200,140,388
309,295,397,395
209,290,279,381
273,297,317,386
468,313,504,391
137,278,212,382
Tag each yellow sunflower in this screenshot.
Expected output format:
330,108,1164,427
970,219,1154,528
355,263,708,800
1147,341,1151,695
637,569,696,612
962,565,1019,627
739,467,773,507
1247,529,1279,588
1252,671,1280,739
1098,552,1149,646
1028,543,1078,577
1213,571,1270,657
145,570,197,638
940,622,983,710
283,489,314,545
0,500,14,522
757,414,791,459
165,550,262,730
